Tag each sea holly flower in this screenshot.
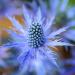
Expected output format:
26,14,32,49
0,6,73,70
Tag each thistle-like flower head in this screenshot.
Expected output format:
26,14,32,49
1,6,73,70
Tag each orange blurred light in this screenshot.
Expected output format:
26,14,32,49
0,15,24,37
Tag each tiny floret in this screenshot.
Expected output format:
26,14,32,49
28,23,45,48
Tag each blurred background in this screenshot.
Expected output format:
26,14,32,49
0,0,75,75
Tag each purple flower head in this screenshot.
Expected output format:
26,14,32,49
0,5,73,70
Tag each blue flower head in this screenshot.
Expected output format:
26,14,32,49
0,5,73,70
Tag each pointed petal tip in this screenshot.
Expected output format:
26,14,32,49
34,7,42,23
22,5,32,26
47,41,74,46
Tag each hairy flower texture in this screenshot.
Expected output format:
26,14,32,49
0,6,73,69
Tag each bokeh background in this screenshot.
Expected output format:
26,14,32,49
0,0,75,75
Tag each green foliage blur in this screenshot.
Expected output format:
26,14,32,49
69,0,75,6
